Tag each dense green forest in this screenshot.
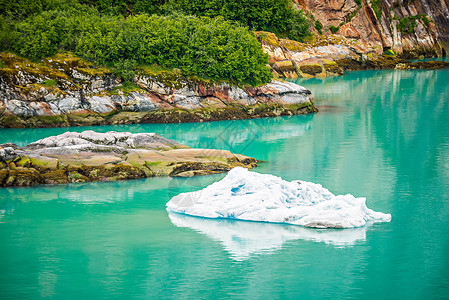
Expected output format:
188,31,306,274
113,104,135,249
0,0,310,85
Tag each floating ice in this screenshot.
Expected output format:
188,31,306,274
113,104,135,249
166,167,391,228
169,212,372,260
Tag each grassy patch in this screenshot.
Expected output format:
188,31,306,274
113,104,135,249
140,64,181,76
110,81,145,96
370,0,382,20
41,79,58,87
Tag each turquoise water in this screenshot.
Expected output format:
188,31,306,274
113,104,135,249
1,68,449,298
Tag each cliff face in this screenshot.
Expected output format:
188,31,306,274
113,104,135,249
297,0,449,57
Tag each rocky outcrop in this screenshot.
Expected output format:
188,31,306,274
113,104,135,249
256,31,449,77
257,31,379,78
0,52,316,128
0,130,258,187
297,0,449,58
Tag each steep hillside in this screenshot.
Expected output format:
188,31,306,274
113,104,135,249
296,0,449,57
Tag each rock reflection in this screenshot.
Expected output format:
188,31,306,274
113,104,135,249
168,212,371,260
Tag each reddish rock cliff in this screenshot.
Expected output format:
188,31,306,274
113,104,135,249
297,0,449,57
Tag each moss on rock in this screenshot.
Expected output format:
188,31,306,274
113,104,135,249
409,61,449,69
68,171,90,183
299,64,323,76
42,169,68,184
4,168,42,186
0,169,8,185
336,59,364,71
324,62,343,75
14,156,31,167
255,31,280,49
169,162,231,177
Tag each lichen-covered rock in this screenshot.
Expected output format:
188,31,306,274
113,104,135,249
0,130,258,187
25,131,188,153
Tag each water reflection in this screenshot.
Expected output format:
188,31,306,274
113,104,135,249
168,212,370,261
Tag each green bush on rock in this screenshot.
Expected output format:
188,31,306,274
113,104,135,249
5,12,272,86
165,0,310,42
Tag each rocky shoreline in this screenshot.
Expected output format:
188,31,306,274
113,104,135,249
0,52,316,128
0,102,317,128
256,32,449,79
0,131,258,187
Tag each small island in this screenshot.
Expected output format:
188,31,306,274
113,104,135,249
0,130,257,187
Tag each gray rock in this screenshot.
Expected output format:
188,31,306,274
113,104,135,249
0,147,17,162
279,94,310,104
127,93,158,111
24,130,187,154
91,79,105,91
44,93,58,102
149,81,171,95
261,81,311,96
174,86,199,97
4,99,35,116
58,97,84,113
173,96,202,109
71,69,90,80
87,96,115,113
257,81,312,104
111,93,159,111
229,87,256,105
0,143,19,150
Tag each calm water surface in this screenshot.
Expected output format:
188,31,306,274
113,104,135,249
1,69,449,299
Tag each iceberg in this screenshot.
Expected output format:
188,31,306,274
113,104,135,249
166,167,391,228
168,212,372,260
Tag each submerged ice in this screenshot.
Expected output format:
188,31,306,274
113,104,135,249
166,167,391,228
168,212,373,260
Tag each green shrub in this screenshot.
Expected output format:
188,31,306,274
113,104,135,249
0,0,80,20
314,20,323,35
370,0,382,20
397,14,431,34
329,25,339,34
159,0,310,42
421,14,431,27
1,0,310,42
113,59,138,81
7,12,272,85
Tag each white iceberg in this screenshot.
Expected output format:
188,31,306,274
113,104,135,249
166,167,391,228
168,212,372,260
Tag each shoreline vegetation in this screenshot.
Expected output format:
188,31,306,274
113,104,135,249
0,0,310,87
